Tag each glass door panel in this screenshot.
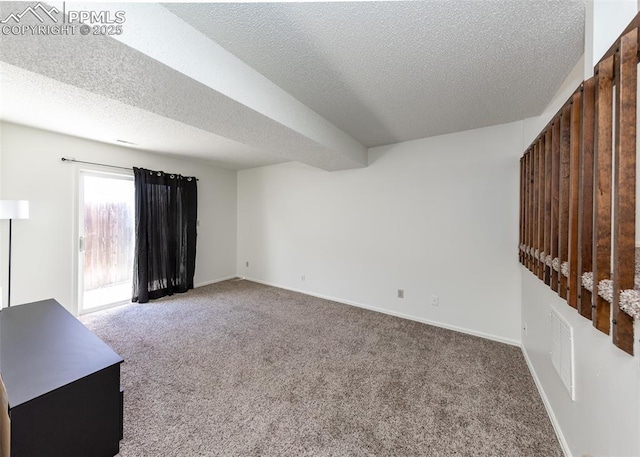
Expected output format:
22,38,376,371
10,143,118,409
79,171,134,313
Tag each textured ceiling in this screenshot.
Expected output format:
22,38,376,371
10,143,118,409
0,63,286,170
0,1,586,169
164,1,586,147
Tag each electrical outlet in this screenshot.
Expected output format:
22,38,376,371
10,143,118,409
245,261,249,267
430,295,439,306
301,274,306,281
398,289,404,299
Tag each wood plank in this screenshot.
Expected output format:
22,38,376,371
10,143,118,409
578,77,596,319
531,143,540,275
523,151,528,268
538,137,546,280
612,28,637,355
523,153,528,266
520,157,525,264
559,103,572,300
550,117,561,291
592,56,614,334
524,150,531,268
567,91,582,308
527,148,533,272
531,149,536,271
544,129,553,285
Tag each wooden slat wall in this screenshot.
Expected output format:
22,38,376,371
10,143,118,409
578,78,596,320
593,56,614,335
612,28,637,354
518,12,639,356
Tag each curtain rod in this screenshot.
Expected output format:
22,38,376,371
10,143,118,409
61,157,131,172
60,157,199,181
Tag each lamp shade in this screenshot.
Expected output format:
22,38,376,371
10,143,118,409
0,200,29,220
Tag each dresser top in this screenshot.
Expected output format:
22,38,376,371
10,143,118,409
0,299,123,408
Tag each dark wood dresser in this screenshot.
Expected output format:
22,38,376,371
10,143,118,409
0,299,123,457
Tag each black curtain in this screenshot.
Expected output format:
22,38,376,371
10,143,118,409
132,167,197,303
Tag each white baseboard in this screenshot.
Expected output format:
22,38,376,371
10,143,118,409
521,346,572,457
240,276,520,347
194,275,238,288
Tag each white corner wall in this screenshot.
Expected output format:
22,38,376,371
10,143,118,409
590,0,639,73
238,120,524,344
522,272,640,456
521,3,640,456
0,122,237,314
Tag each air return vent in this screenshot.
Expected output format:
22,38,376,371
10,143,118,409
550,307,575,401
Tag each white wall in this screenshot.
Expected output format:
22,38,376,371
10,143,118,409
238,120,524,344
590,0,638,73
0,122,3,309
522,54,585,146
522,273,640,456
0,122,237,314
521,3,640,457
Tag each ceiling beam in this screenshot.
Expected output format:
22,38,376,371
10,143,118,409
0,1,367,171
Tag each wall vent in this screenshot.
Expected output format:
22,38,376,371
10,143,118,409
550,307,575,401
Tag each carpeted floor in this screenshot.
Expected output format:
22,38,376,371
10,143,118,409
80,279,562,457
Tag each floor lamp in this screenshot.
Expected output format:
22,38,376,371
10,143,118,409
0,200,29,308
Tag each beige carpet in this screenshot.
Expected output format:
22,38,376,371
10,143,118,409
81,279,562,457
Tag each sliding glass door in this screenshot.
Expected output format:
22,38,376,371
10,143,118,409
78,170,135,314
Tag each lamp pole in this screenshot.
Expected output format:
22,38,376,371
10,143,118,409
7,219,12,307
0,200,29,309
